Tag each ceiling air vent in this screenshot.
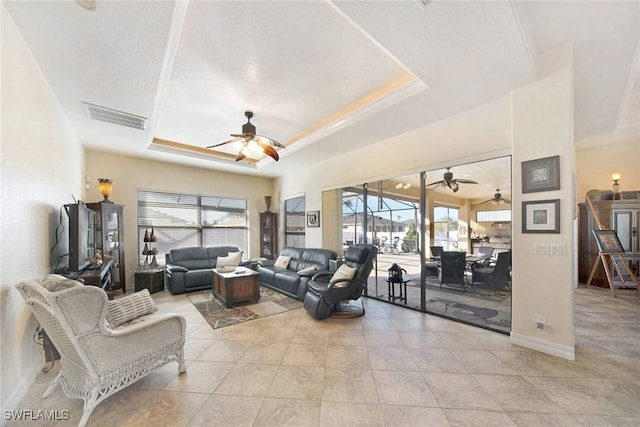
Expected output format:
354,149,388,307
83,102,147,130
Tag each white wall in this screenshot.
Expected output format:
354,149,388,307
276,49,578,360
1,4,85,412
276,95,514,252
84,151,275,287
576,139,640,200
510,45,576,360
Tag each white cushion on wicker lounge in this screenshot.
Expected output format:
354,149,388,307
15,275,187,427
39,274,82,292
106,289,158,327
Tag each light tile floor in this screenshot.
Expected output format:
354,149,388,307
10,285,639,426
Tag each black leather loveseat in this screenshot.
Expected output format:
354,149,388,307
257,247,337,300
165,246,245,294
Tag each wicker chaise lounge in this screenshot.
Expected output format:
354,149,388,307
15,274,187,427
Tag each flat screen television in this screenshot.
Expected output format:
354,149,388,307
65,203,96,272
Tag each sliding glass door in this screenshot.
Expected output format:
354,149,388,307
337,156,512,334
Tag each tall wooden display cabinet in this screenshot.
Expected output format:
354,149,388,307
87,202,126,294
259,211,278,259
578,190,640,287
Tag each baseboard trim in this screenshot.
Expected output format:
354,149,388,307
0,359,42,427
510,332,575,361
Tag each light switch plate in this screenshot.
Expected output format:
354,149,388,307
535,243,550,255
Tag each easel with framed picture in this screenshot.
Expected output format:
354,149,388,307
585,197,638,297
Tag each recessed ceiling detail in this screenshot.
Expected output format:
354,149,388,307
149,75,425,168
4,1,637,175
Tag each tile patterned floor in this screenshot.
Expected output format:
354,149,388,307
10,285,639,426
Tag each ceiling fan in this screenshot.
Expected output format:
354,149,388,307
206,111,285,162
426,167,478,192
481,189,510,205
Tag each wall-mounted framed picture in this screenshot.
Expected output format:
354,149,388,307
521,155,560,193
306,210,320,228
522,199,560,233
592,230,625,253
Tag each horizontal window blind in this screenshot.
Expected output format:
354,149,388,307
137,190,248,266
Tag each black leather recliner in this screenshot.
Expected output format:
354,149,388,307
303,244,376,320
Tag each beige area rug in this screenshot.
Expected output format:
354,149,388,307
187,286,303,329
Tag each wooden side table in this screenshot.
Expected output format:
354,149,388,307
134,269,164,293
386,278,409,305
212,266,260,307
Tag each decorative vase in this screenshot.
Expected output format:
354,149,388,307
264,196,272,212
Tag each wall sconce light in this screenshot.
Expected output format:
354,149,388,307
98,178,113,203
611,173,621,200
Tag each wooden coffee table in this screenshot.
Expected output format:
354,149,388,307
211,266,261,307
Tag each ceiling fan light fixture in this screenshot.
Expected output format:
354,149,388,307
394,182,411,190
206,111,285,162
247,139,261,155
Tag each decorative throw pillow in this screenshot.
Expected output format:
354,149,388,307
274,255,291,269
217,253,240,268
297,265,317,274
106,289,158,327
330,264,357,287
227,251,243,266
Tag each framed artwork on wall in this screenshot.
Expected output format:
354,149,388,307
521,155,560,193
307,210,320,228
522,199,560,233
592,230,625,253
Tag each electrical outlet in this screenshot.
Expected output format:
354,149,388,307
536,315,546,329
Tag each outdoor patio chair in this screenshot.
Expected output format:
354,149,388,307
472,251,512,291
425,246,444,276
477,246,495,267
430,246,444,258
438,251,467,291
15,274,186,427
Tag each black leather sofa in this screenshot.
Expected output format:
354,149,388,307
257,247,337,300
165,246,245,294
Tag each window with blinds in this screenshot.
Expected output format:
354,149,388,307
284,195,305,247
137,190,248,266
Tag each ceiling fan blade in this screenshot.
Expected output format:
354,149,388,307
255,139,280,161
256,135,286,148
454,179,478,184
206,136,241,148
235,147,247,162
479,198,495,204
503,198,511,204
426,180,444,187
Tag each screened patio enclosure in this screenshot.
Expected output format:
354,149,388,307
338,156,512,334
